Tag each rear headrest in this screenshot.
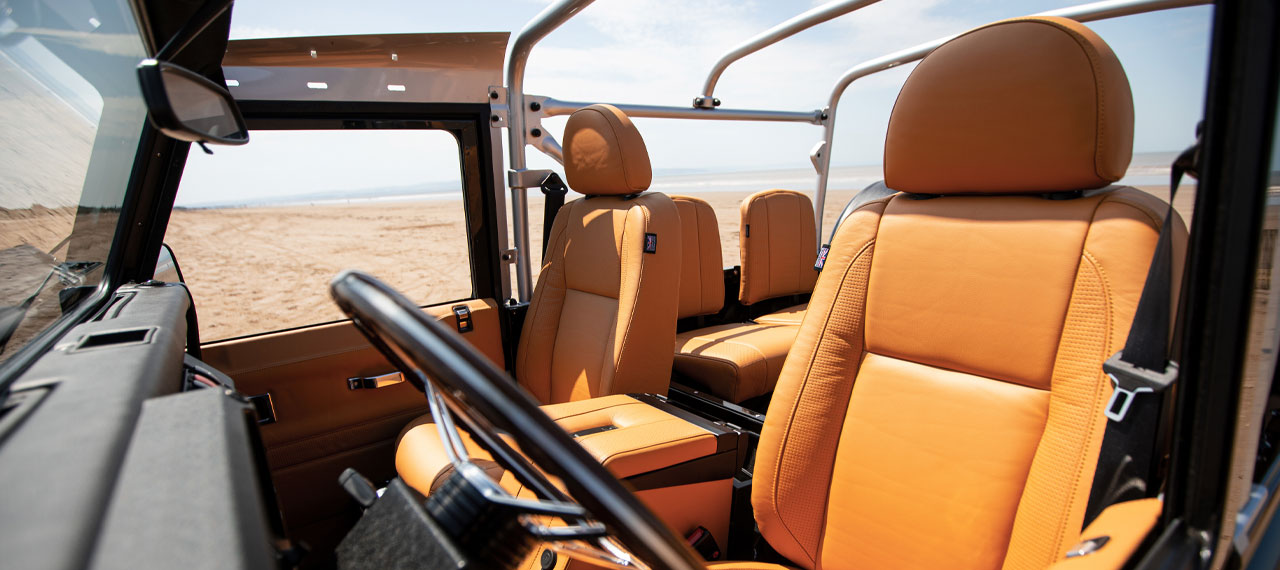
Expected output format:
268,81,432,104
563,104,653,196
885,17,1134,194
739,189,818,306
671,195,725,319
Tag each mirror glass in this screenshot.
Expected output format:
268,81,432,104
160,65,246,142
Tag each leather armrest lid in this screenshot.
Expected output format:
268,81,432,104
543,394,718,479
1047,498,1162,570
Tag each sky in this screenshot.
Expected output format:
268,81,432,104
176,0,1215,206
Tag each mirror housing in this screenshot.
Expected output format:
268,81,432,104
137,59,248,145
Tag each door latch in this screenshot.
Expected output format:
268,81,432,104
246,393,277,424
347,371,406,390
452,305,473,333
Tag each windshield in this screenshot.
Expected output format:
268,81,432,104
0,0,149,365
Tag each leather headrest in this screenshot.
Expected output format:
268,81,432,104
885,17,1134,194
563,104,653,196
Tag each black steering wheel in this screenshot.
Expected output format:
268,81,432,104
329,270,705,570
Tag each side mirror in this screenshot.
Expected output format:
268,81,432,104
137,59,248,146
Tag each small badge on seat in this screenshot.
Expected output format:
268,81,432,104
814,244,831,271
644,233,658,254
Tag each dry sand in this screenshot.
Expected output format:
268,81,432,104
161,186,1195,341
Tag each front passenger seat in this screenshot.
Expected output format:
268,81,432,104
396,104,682,495
712,16,1186,570
515,104,682,403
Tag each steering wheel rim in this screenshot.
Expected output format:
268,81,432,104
329,270,705,570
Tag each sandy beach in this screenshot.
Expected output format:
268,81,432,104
159,185,1196,341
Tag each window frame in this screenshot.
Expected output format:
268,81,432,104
170,99,508,343
0,14,159,383
1139,0,1280,567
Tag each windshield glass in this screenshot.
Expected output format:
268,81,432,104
0,0,149,365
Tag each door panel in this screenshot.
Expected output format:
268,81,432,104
199,297,504,545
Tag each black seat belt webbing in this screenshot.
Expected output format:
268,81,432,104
540,172,568,258
1083,136,1199,525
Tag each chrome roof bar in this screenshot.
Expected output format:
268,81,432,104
503,0,1209,301
505,0,596,301
694,0,883,109
538,97,824,124
810,0,1211,246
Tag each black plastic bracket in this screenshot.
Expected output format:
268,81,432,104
1102,352,1178,423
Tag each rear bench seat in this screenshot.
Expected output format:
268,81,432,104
670,190,819,403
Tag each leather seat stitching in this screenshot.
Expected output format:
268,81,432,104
1046,249,1113,555
771,237,877,563
694,202,708,313
519,200,574,401
545,400,644,423
1103,191,1165,229
595,109,640,191
609,201,652,394
593,433,713,467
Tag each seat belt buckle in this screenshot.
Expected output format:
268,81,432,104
1102,352,1178,423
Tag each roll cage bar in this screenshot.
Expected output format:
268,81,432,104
500,0,1210,302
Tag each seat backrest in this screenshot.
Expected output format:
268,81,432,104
739,189,818,305
515,105,682,405
750,17,1187,570
671,195,724,319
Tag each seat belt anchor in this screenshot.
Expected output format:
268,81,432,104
539,172,568,198
1102,352,1178,423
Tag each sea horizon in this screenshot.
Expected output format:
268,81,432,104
172,150,1188,209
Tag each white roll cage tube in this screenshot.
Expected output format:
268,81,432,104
502,0,1209,302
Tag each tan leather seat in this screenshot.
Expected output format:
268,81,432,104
396,104,683,495
669,194,803,402
711,16,1186,569
739,189,818,311
673,323,798,402
671,195,725,320
753,303,805,326
517,105,682,403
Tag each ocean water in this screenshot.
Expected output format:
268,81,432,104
174,151,1185,209
651,151,1183,195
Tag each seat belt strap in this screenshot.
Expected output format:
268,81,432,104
1084,135,1199,525
540,172,568,258
1104,140,1198,421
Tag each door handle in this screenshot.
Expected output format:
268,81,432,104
347,371,406,390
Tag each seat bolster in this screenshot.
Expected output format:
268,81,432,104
1005,188,1186,567
671,195,725,319
754,304,807,326
604,193,682,397
515,204,575,403
751,197,888,568
673,323,799,403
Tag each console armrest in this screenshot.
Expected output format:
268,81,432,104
1048,498,1162,569
542,394,744,487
